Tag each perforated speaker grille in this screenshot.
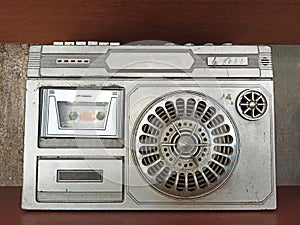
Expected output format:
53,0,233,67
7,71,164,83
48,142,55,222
133,91,239,198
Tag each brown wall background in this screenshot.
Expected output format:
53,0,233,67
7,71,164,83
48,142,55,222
1,0,300,45
0,44,299,186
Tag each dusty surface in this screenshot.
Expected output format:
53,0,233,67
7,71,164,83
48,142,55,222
0,44,299,186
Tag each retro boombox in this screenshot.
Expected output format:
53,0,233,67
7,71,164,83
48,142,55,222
22,42,276,210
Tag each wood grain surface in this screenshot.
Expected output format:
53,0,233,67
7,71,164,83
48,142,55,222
0,186,299,225
1,0,300,44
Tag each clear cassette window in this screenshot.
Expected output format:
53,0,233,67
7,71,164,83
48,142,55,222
57,101,110,129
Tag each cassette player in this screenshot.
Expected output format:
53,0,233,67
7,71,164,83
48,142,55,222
39,87,124,148
22,42,276,210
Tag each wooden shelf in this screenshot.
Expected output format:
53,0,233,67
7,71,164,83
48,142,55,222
0,186,299,225
1,0,300,44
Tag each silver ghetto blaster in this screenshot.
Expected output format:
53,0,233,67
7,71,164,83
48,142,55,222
22,41,276,210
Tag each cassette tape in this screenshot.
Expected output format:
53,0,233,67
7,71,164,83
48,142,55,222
39,87,124,148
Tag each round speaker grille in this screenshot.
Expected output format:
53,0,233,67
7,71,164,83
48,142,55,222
132,91,239,198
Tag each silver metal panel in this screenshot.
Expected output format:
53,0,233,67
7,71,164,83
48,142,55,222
105,50,194,70
37,192,123,202
39,68,262,78
126,81,275,207
28,45,272,78
22,78,275,210
40,45,259,55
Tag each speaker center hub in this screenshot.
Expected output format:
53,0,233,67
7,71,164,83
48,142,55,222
176,136,194,153
249,101,256,108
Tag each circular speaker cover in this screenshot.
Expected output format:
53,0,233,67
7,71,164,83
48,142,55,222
236,89,268,121
132,91,240,198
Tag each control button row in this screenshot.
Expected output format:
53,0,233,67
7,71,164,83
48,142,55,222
53,41,121,46
52,41,233,46
203,43,233,46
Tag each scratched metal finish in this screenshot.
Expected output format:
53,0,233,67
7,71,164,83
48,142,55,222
0,44,299,186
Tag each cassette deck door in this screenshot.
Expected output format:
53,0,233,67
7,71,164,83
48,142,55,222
39,87,124,148
37,158,124,203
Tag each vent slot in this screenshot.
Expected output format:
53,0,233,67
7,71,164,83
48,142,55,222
142,124,160,136
176,98,185,117
147,161,164,176
207,115,224,128
148,114,164,128
213,154,231,166
213,135,233,144
139,135,157,144
187,173,197,191
186,98,196,116
260,57,270,66
142,154,160,166
208,161,225,176
156,167,170,183
259,52,272,69
201,107,216,123
155,107,170,123
195,170,207,188
165,101,177,119
139,146,158,155
176,173,186,191
211,124,230,136
165,171,177,189
194,101,206,118
214,146,233,155
203,167,217,183
28,52,41,69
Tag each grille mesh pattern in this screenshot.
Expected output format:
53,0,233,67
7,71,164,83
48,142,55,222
133,91,239,198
